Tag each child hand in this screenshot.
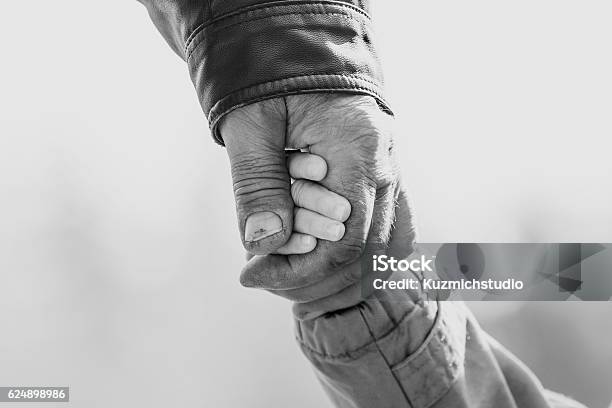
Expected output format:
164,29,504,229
274,152,351,255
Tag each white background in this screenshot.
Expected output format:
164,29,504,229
0,1,611,407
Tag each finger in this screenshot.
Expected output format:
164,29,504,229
294,208,345,242
271,182,400,302
287,153,327,181
240,179,376,290
291,186,417,319
291,180,351,222
220,99,293,255
240,94,388,290
275,233,317,255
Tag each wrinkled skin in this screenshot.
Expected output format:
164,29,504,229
220,94,416,304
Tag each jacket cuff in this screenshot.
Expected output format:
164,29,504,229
185,1,391,145
295,298,467,408
295,295,436,361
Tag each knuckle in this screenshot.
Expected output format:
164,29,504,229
235,185,288,210
231,157,290,206
231,151,285,181
335,199,352,222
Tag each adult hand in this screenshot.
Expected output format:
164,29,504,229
221,94,415,292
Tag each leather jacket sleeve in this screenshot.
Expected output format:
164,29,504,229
137,0,391,145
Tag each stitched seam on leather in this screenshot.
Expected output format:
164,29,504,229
185,5,366,54
211,85,388,125
212,87,389,145
211,86,388,131
184,0,370,53
208,75,391,145
187,11,365,62
294,301,427,361
210,73,383,110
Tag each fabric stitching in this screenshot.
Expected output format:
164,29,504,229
393,306,466,408
421,353,464,408
391,302,444,371
186,11,365,62
358,307,415,408
211,85,387,124
184,0,370,53
211,86,390,145
213,72,382,105
295,301,432,361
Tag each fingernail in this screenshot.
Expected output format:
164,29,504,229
308,158,327,181
334,204,351,222
301,235,317,251
327,223,345,241
244,211,283,242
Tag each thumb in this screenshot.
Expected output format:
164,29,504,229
219,99,293,255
